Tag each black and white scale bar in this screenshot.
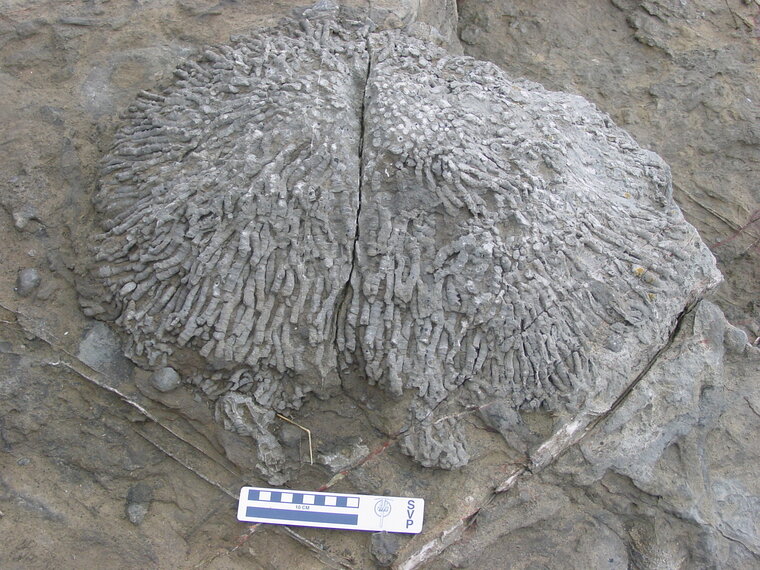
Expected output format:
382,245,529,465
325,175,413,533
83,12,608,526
237,486,424,533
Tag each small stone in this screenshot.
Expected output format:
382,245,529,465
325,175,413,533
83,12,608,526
125,483,153,525
278,423,304,448
151,367,182,392
77,322,132,380
17,457,30,466
724,325,748,354
12,205,39,231
371,531,401,567
15,268,41,297
126,502,149,525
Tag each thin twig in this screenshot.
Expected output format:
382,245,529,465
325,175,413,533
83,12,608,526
276,413,314,465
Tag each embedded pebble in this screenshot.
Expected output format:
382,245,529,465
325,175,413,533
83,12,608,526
371,531,401,567
125,483,153,525
12,205,39,231
151,367,182,392
15,268,41,297
724,325,748,354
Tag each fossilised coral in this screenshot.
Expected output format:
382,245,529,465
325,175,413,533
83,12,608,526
82,8,720,479
89,11,368,398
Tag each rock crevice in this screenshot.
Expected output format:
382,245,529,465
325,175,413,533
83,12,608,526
334,28,373,391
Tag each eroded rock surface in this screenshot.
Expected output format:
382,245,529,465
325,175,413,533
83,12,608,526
438,300,760,569
81,10,720,479
457,0,760,337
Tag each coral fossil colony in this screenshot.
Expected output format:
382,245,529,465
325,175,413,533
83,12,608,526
82,9,719,480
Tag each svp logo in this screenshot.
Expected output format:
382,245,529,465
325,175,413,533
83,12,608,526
406,499,417,529
374,498,392,528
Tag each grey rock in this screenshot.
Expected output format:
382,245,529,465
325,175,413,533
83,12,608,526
126,503,148,526
126,482,153,505
724,324,748,354
125,483,153,525
457,0,760,342
576,301,728,486
442,479,630,569
81,11,719,479
15,268,41,297
371,531,401,567
547,300,760,566
150,366,181,392
77,322,133,381
318,438,370,473
346,28,719,468
12,206,40,231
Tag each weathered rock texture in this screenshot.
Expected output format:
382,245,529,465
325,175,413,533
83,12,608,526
458,0,760,336
82,9,720,478
1,1,758,569
438,301,760,569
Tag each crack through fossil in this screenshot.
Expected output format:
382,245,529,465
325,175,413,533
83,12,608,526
334,27,372,395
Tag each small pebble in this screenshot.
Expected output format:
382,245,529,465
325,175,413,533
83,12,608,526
125,483,153,525
371,531,401,567
126,503,149,525
724,326,748,354
12,205,38,231
15,268,41,297
151,367,182,392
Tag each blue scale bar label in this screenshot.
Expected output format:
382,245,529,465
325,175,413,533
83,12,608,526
237,486,425,533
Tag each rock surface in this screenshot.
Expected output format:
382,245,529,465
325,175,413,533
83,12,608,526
458,0,760,337
0,1,757,568
439,301,760,569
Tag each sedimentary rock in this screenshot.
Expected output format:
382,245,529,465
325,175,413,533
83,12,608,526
82,8,720,479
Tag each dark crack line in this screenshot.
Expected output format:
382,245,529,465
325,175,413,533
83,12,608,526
351,32,371,301
577,299,697,441
333,30,372,388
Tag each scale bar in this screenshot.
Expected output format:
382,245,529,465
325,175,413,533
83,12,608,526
246,506,358,525
237,486,425,533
